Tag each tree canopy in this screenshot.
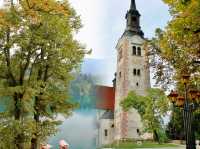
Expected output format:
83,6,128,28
148,0,200,142
0,0,86,148
149,0,200,89
121,88,169,143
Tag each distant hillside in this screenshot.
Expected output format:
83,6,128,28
69,74,96,109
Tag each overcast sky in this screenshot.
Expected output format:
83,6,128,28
69,0,170,59
68,0,171,85
0,0,171,86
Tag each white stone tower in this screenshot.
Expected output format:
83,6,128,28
114,0,150,141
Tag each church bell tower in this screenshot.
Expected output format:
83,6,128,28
125,0,144,37
114,0,150,141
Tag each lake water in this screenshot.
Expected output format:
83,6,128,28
48,110,97,149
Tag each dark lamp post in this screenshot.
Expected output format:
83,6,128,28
168,73,200,149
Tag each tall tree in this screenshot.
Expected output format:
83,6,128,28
148,0,200,141
166,107,185,140
148,0,200,89
0,0,86,148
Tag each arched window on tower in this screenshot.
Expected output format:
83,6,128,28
131,16,137,27
132,46,136,55
137,47,141,56
133,69,137,76
137,69,141,76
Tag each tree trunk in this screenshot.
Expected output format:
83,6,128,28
31,51,47,149
153,130,160,144
30,115,40,149
31,137,38,149
15,135,24,149
14,94,24,149
31,97,40,149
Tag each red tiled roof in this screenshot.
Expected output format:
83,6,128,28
96,86,115,111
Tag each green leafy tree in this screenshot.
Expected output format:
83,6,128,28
0,0,86,148
148,0,200,142
121,88,169,143
148,0,200,89
166,107,185,140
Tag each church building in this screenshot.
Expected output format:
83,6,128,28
96,0,151,147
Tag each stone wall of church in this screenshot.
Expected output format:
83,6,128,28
126,35,150,96
98,119,114,147
114,34,150,141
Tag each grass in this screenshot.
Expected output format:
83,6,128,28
103,141,179,148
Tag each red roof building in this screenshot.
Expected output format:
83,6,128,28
96,86,115,111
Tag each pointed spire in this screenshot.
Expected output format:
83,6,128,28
125,0,144,37
130,0,136,10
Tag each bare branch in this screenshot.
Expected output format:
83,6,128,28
19,50,32,85
3,29,16,86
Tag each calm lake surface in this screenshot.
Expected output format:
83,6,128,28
48,110,97,149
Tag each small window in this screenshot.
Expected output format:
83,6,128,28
137,47,141,56
137,129,140,135
132,46,136,55
111,124,114,128
137,69,141,76
119,72,122,78
133,69,137,76
131,17,137,26
136,82,139,86
104,129,108,136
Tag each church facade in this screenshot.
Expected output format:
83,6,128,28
96,0,151,147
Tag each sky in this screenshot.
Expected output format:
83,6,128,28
69,0,171,86
0,0,171,86
69,0,170,59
